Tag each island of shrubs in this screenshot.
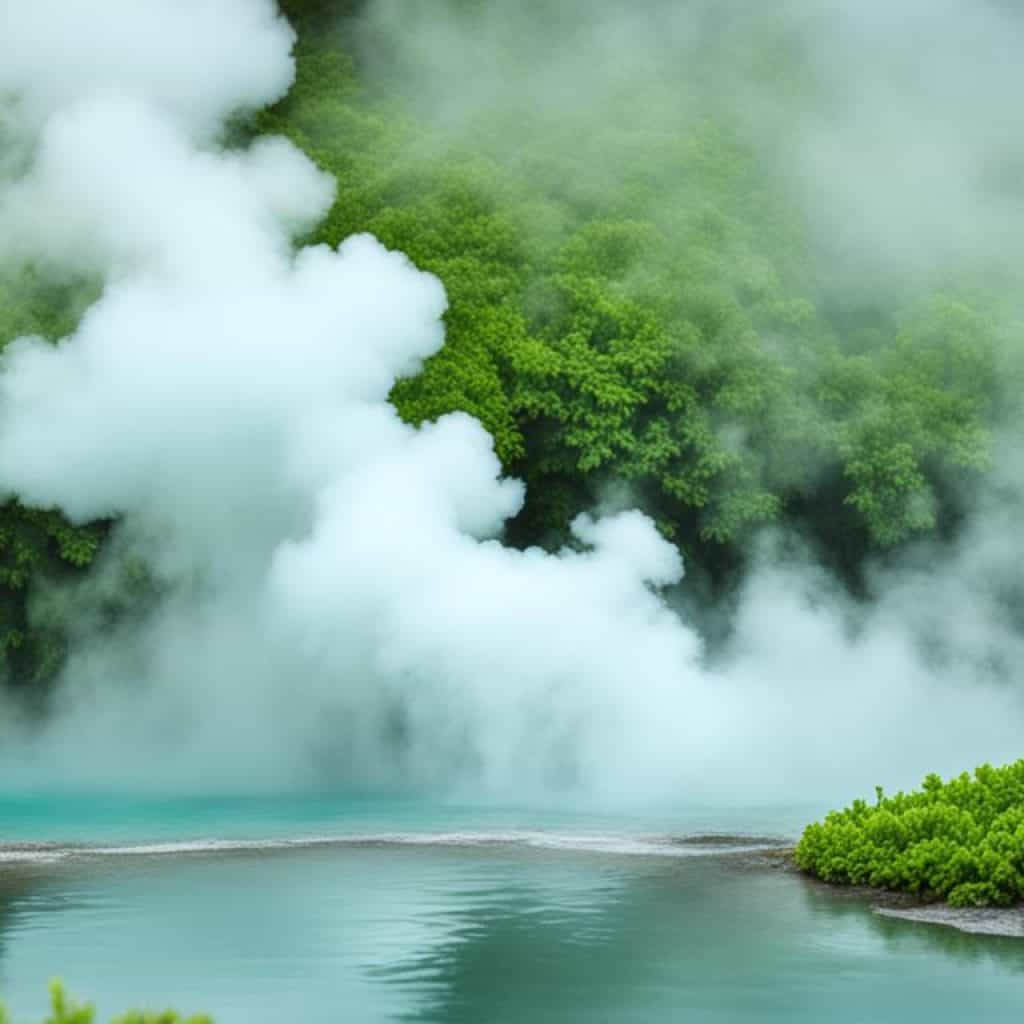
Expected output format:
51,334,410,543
795,759,1024,907
0,982,210,1024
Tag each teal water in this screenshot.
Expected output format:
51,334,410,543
0,797,1022,1022
0,793,819,844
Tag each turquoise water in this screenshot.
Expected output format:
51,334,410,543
0,797,1022,1022
0,793,819,844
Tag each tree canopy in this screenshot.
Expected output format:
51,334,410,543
0,0,1018,689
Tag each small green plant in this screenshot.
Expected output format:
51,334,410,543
795,759,1024,907
0,981,211,1024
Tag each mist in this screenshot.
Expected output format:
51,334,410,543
354,0,1024,292
0,0,1022,808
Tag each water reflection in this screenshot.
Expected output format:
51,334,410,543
386,855,1024,1024
374,861,631,1023
795,874,1024,969
0,848,1020,1023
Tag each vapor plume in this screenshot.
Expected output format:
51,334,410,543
0,0,1022,807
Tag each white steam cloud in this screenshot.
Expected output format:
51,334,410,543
0,0,1021,806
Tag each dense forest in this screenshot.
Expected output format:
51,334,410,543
2,0,1021,693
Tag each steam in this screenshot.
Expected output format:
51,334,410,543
356,0,1024,291
778,0,1024,289
0,0,1022,806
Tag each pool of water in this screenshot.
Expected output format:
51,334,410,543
0,793,818,844
0,798,1021,1022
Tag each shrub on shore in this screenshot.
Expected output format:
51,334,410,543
795,760,1024,907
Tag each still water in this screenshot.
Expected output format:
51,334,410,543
0,796,1021,1022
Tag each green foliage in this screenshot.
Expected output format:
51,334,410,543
827,301,999,545
1,0,1018,688
795,760,1024,907
0,269,107,689
0,501,105,676
255,5,1009,561
0,267,97,345
0,981,211,1024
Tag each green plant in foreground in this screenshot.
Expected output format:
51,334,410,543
795,759,1024,907
0,981,211,1024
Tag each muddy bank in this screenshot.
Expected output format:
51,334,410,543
757,848,1024,939
874,904,1024,937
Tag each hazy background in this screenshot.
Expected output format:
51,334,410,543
0,0,1022,809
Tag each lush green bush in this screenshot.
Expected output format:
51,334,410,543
0,981,210,1024
795,760,1024,907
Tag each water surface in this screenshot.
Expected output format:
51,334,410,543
0,797,1021,1022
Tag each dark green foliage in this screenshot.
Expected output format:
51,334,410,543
0,501,107,687
795,760,1024,907
0,270,107,689
0,981,211,1024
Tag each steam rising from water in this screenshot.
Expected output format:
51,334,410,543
0,0,1022,804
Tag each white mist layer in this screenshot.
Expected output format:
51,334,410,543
0,0,295,139
0,1,1022,805
359,0,1024,289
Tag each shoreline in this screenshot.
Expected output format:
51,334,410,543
756,849,1024,939
0,830,793,865
3,831,1021,938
